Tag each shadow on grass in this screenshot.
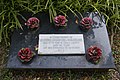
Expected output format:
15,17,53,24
1,69,115,80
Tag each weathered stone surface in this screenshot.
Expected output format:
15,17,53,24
7,12,115,69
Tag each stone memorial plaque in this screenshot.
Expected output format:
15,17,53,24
7,12,115,69
38,34,85,54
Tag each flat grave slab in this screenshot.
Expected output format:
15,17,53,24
7,12,115,69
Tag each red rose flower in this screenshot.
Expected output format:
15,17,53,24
80,17,93,30
18,48,35,63
54,15,67,27
25,17,39,29
86,46,102,64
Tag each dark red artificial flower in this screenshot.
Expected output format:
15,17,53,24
18,48,35,62
54,15,67,27
87,46,102,64
80,17,93,30
25,17,39,29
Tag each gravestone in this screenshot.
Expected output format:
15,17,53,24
7,12,115,69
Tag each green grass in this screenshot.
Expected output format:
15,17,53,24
0,0,120,45
0,69,113,80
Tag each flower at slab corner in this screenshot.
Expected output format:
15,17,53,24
86,46,102,64
54,15,67,27
18,48,35,63
80,17,93,30
25,17,40,29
